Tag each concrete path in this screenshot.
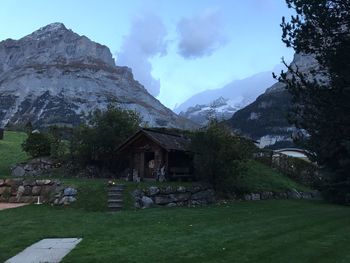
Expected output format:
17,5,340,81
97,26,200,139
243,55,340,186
0,203,28,211
5,238,82,263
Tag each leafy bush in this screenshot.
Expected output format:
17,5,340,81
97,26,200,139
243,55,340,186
69,105,141,171
21,132,51,158
190,120,256,192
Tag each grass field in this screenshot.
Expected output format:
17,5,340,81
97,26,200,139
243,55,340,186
0,200,349,263
0,131,28,176
1,130,349,262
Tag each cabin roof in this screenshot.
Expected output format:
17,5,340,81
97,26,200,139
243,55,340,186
117,128,191,152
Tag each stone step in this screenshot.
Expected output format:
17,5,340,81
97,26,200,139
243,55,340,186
108,185,126,191
108,205,123,210
107,199,123,203
108,193,123,197
108,189,124,193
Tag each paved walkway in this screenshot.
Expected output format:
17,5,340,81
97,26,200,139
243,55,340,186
5,238,82,263
0,203,28,211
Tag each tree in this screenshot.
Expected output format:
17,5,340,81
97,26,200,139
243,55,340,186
70,106,141,170
278,0,350,203
22,132,51,158
190,120,256,193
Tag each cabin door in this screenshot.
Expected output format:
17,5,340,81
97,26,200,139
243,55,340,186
144,152,156,179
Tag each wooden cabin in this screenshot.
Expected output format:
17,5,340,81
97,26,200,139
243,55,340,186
117,128,193,181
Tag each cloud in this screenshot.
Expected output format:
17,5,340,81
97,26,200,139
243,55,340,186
116,14,167,97
177,9,228,59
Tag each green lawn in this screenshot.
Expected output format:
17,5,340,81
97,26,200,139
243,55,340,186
0,200,349,263
0,131,28,176
2,130,348,262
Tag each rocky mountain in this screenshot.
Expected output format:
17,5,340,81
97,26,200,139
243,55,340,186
0,23,195,129
175,70,280,126
226,54,322,149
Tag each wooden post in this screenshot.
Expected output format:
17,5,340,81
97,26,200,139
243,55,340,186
140,152,145,179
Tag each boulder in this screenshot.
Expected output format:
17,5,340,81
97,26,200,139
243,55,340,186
261,192,274,200
11,166,25,177
177,186,186,193
0,186,11,195
63,187,77,196
0,179,4,186
32,186,42,195
251,193,261,201
243,194,252,201
23,179,36,186
131,189,144,199
148,186,160,196
154,195,173,205
160,186,174,194
166,202,177,208
141,196,154,208
169,193,191,202
287,189,301,199
191,190,215,201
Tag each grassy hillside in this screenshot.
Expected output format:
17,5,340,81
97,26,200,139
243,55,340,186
0,131,28,176
1,200,350,263
240,160,309,193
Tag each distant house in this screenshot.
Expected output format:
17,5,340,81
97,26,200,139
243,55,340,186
273,148,310,162
117,128,194,181
0,128,4,140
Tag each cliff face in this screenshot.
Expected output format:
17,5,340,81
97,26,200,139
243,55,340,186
226,54,322,149
0,23,195,129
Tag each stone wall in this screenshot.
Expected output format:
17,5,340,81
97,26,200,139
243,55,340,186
132,184,215,208
132,184,321,209
0,178,77,205
239,189,321,201
11,157,59,177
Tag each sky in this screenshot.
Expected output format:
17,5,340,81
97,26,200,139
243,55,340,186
0,0,295,109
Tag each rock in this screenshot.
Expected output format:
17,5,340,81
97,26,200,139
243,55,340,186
134,201,142,209
23,179,36,186
63,187,77,196
18,196,35,203
177,186,186,193
131,189,144,199
148,186,160,196
191,190,215,201
16,186,25,200
32,186,42,195
275,192,288,199
154,195,173,205
141,196,154,208
261,192,273,200
169,193,191,202
243,194,252,201
160,186,174,194
166,202,177,208
301,192,313,199
288,189,301,199
11,166,25,177
251,193,261,201
311,190,322,200
0,186,11,195
5,179,21,187
0,179,4,186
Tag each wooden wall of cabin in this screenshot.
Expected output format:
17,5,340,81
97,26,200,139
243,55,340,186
128,136,166,180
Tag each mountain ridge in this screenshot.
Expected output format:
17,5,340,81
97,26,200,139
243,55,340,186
0,23,196,129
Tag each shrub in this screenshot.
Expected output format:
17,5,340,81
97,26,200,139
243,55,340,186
190,120,256,192
22,132,51,158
